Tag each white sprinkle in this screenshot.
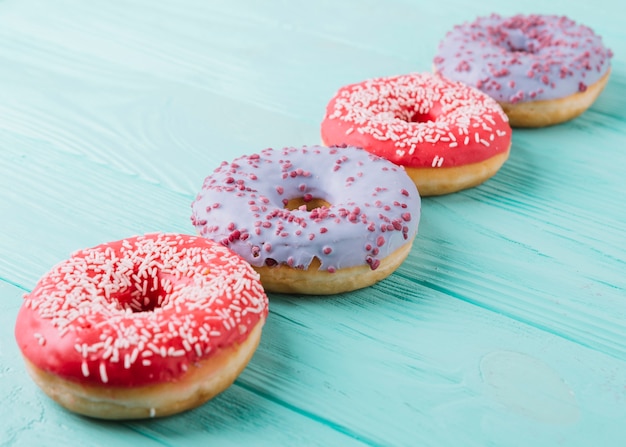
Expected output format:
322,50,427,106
150,407,156,418
484,114,496,125
34,333,46,346
99,363,109,384
102,345,113,360
81,361,90,377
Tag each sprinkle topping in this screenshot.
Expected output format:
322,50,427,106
433,14,613,103
15,233,268,387
321,73,511,168
191,145,421,272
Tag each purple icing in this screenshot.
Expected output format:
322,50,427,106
433,14,613,103
191,145,421,272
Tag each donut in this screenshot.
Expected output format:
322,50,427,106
190,145,420,295
320,73,512,196
14,233,268,420
433,14,613,127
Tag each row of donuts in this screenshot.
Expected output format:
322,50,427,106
190,13,613,293
14,13,612,420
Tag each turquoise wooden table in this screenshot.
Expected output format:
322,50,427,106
1,0,625,445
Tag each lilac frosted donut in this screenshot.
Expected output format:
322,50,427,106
433,14,613,127
191,145,421,295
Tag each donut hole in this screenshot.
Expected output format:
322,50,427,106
406,112,437,123
120,271,172,313
284,196,331,212
397,104,442,123
501,29,537,53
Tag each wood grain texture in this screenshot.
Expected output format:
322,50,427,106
1,0,625,445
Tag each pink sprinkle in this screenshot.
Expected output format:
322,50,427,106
366,257,381,270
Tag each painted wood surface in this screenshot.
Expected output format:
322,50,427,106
1,0,625,445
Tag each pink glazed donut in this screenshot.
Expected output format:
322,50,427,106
14,233,268,420
191,145,421,295
321,73,512,196
433,14,613,127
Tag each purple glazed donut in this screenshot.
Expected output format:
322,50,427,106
191,145,421,295
433,14,613,127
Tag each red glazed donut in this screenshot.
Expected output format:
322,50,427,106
433,14,613,127
14,233,268,420
321,73,512,196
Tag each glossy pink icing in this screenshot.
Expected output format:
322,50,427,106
433,14,613,104
321,73,511,169
191,145,420,272
14,233,268,387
